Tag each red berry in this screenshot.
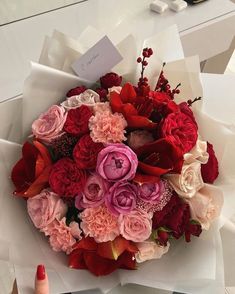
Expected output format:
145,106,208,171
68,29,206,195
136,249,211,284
137,57,142,63
175,89,180,94
143,77,148,81
143,60,148,66
148,48,153,55
143,51,149,57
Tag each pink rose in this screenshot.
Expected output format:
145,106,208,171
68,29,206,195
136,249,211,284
118,208,152,242
80,205,119,243
187,184,223,230
127,130,154,150
96,144,138,182
135,241,170,263
32,105,67,144
138,180,165,204
105,182,137,215
27,189,67,229
75,173,109,209
43,218,82,254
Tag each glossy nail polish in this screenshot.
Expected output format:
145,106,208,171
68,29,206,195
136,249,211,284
36,264,45,280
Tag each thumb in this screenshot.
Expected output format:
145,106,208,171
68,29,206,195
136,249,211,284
35,265,49,294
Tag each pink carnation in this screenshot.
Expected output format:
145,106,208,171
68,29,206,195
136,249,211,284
43,218,82,254
118,208,152,242
80,205,119,243
27,189,67,229
89,110,127,143
32,105,67,144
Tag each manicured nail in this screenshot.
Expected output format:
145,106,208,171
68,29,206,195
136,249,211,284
36,264,45,280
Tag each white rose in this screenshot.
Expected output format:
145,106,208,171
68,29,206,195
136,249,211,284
135,241,170,263
166,162,204,199
184,139,209,164
61,89,100,110
187,184,223,230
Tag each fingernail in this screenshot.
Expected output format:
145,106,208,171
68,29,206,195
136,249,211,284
36,264,45,280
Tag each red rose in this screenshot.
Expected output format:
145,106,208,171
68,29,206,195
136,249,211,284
201,142,219,183
49,158,86,197
11,141,52,197
100,72,122,90
95,88,108,102
63,105,92,136
135,138,183,177
179,102,198,126
152,193,202,242
66,85,86,97
160,110,198,154
69,236,138,276
73,134,103,169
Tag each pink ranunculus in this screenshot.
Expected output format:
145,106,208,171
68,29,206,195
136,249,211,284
32,105,67,144
135,241,170,263
127,130,154,150
105,181,137,215
118,208,152,242
80,205,119,243
75,173,109,209
43,218,82,254
187,184,223,230
96,144,138,182
27,189,67,229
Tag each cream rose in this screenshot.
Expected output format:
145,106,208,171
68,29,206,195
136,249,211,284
187,184,223,230
166,162,204,199
135,241,170,263
61,89,100,110
184,138,209,164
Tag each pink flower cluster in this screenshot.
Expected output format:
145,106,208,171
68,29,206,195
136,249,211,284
11,54,221,277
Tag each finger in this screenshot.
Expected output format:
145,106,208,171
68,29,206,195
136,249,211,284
11,280,18,294
35,264,49,294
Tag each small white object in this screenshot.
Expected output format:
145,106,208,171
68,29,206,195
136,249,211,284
169,0,187,12
150,0,168,14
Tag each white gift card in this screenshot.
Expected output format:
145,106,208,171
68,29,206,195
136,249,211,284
72,36,123,82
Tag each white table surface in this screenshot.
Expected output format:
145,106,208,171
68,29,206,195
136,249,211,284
0,0,235,103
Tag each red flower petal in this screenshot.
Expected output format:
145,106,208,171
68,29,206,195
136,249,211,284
126,115,157,129
133,173,160,184
120,83,136,103
110,91,123,113
69,250,87,270
97,236,138,260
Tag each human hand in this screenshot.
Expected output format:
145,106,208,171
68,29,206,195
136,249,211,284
12,264,49,294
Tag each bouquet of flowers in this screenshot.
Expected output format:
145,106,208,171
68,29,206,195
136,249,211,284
10,45,222,277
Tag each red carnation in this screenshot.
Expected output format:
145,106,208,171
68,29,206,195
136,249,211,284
66,85,86,97
69,236,138,276
49,158,87,197
73,134,103,169
201,142,219,183
160,110,198,154
100,72,122,90
63,105,92,136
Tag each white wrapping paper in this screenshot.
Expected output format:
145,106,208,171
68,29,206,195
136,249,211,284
0,26,235,294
